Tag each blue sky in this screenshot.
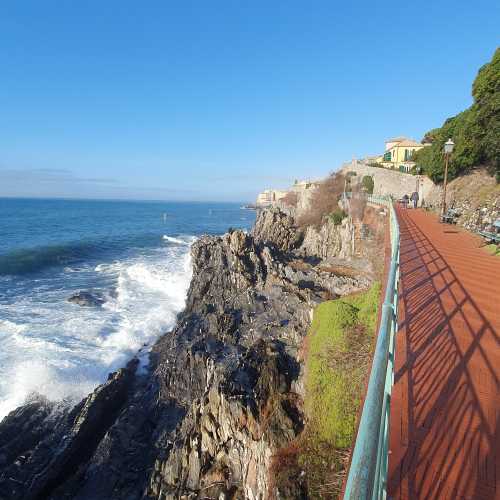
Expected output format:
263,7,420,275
0,1,498,202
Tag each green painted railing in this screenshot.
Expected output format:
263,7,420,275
343,196,400,500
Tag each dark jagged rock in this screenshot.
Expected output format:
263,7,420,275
253,208,304,253
0,208,371,499
68,291,105,307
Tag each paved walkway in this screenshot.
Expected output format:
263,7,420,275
388,208,500,500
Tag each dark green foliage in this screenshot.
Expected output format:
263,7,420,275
414,48,500,183
328,209,347,225
361,175,374,194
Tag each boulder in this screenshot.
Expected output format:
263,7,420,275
68,291,105,307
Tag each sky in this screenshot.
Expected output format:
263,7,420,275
0,1,498,202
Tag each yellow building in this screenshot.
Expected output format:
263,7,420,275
377,137,425,172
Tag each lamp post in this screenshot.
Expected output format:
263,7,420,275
441,138,454,218
415,166,423,208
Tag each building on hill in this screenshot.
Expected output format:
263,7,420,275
373,137,428,173
384,136,409,152
256,179,321,207
256,189,288,206
290,179,321,192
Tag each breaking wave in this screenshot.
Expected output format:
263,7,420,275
0,242,193,419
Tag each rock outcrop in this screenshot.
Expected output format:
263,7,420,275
299,218,354,261
252,208,304,253
0,208,371,500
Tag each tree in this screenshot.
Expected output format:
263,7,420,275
414,48,500,183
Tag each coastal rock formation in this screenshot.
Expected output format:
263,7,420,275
0,208,371,499
299,218,354,261
252,207,304,253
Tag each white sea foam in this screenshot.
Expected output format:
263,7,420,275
0,319,26,336
162,234,197,246
162,235,186,245
0,242,193,420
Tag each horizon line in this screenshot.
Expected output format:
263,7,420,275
0,195,254,204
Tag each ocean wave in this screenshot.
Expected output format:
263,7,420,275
162,235,192,245
0,244,193,420
0,233,171,276
0,241,107,276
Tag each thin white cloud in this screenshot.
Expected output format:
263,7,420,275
0,168,118,185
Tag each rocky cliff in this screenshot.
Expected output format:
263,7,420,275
0,208,371,500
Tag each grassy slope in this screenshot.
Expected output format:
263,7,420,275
484,243,500,257
271,283,381,498
305,283,380,447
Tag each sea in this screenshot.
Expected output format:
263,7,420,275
0,198,255,420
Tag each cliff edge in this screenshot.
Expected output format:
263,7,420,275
0,208,373,500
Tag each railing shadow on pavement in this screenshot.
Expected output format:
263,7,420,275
386,209,498,500
343,203,499,500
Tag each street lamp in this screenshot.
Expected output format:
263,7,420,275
441,138,454,218
415,166,423,207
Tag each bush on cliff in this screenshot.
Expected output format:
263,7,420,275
270,283,381,499
328,208,347,226
304,284,379,446
297,173,346,227
414,48,500,183
362,175,374,194
281,191,298,207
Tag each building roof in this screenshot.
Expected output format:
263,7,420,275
385,136,408,143
395,139,423,147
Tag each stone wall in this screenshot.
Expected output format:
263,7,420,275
340,161,435,203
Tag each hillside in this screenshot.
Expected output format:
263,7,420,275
426,168,500,232
414,48,499,183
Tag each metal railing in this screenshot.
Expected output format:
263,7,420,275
343,196,400,500
342,192,389,205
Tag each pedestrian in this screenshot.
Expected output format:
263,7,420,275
411,191,419,209
402,194,409,209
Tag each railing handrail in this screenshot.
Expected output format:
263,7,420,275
343,196,400,500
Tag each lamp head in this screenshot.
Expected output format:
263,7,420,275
444,138,455,154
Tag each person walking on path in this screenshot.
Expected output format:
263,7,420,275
411,191,419,209
402,194,409,209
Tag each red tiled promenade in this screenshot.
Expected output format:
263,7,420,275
388,208,500,500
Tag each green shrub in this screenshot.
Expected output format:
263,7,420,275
361,175,374,194
300,283,381,497
328,209,347,225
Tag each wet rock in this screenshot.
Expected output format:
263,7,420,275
68,291,105,307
